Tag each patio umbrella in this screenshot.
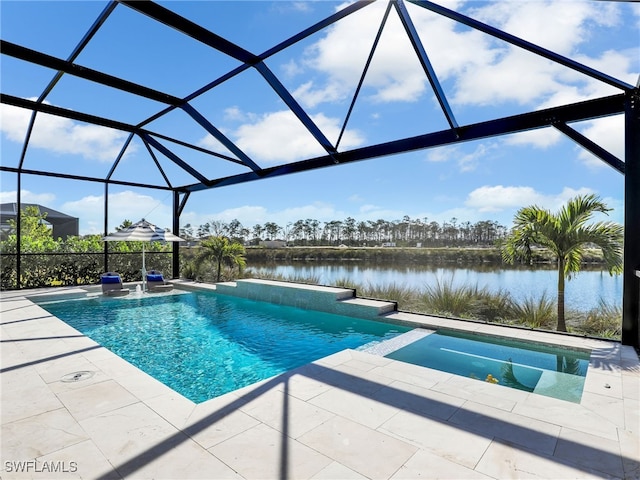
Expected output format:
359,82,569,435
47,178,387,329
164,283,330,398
103,218,185,291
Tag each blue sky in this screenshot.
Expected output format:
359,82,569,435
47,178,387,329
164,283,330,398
1,0,638,235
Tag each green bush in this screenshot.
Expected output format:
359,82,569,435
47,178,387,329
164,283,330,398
572,299,622,338
417,277,488,319
507,293,556,329
359,282,419,311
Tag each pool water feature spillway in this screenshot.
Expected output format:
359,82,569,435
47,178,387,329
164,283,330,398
212,278,397,320
385,329,591,403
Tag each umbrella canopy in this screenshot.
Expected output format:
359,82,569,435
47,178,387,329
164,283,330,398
103,219,185,290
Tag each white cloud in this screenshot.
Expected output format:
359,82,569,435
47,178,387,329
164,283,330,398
356,205,406,221
426,147,454,163
203,1,633,167
0,102,131,162
204,206,268,225
504,127,562,149
634,2,640,29
576,115,625,169
272,1,313,14
61,191,173,234
466,185,540,212
223,106,248,122
451,1,634,108
278,202,346,223
294,2,447,107
470,1,619,55
0,190,56,205
572,49,637,93
464,185,594,213
504,114,625,168
291,2,312,13
292,81,347,109
451,49,566,106
291,0,634,114
457,143,498,172
281,59,304,78
426,142,498,172
222,110,364,163
359,204,380,214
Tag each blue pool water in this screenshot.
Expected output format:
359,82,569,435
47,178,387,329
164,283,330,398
386,330,590,403
38,290,410,403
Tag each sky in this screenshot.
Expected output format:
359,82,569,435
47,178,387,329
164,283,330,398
1,0,638,235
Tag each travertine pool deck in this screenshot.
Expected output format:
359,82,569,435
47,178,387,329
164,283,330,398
1,285,639,479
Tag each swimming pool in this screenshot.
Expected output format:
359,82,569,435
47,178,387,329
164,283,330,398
385,330,591,403
36,290,411,403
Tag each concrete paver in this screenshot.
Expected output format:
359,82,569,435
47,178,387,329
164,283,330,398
1,286,638,479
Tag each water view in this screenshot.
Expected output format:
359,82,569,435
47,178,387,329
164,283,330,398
249,263,622,312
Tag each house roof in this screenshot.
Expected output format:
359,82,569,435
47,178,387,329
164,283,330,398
0,203,78,223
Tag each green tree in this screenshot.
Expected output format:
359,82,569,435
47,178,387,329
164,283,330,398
116,219,133,231
2,205,57,252
263,222,280,240
196,236,246,282
501,194,623,332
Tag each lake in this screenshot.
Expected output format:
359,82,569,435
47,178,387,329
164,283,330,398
248,263,622,312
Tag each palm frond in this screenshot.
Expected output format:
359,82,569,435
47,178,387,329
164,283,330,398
501,359,535,392
501,193,622,332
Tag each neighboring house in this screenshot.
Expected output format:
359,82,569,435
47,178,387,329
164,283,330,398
0,203,79,240
259,240,287,248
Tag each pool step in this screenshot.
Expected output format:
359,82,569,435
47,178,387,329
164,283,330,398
337,297,397,317
214,278,397,320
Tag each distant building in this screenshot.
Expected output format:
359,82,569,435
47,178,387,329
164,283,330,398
0,203,79,240
381,242,396,247
259,240,287,248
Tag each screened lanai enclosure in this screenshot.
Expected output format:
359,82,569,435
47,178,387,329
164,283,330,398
0,0,638,346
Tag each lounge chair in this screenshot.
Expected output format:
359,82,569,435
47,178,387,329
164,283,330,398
101,272,130,296
146,270,174,292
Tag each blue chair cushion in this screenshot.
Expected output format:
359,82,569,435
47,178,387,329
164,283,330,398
101,275,121,284
147,274,163,282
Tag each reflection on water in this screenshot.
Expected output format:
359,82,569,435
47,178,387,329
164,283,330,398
249,262,622,312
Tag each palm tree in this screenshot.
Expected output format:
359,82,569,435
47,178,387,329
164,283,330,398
196,236,247,282
502,194,623,332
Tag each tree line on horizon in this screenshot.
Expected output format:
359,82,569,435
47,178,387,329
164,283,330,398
179,216,509,248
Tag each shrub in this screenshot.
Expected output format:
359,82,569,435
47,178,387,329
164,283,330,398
507,293,556,329
574,299,622,338
358,282,420,311
417,277,484,318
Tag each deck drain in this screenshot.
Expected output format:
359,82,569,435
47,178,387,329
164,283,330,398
61,371,95,383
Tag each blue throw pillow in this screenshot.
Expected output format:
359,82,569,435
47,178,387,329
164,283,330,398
147,274,163,282
102,275,121,284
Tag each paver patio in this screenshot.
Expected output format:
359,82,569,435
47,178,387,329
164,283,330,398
1,285,638,479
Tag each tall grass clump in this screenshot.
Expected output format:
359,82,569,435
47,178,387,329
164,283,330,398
507,293,556,329
332,277,359,290
246,269,321,286
418,277,487,319
180,260,198,280
358,282,421,311
573,299,622,339
472,289,514,323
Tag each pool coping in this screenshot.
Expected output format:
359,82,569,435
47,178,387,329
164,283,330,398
1,283,639,479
